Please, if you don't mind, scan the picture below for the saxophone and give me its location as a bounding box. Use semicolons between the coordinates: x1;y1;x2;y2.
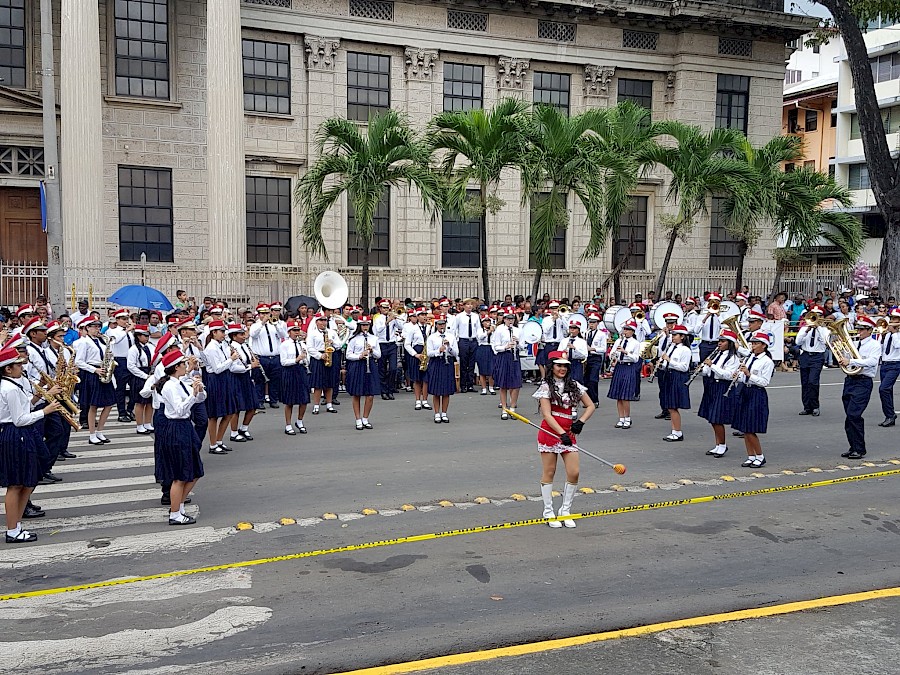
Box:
39;371;82;429
99;335;116;384
323;329;334;368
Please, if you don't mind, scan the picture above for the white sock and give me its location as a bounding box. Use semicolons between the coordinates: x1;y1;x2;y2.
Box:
285;425;292;432
136;424;145;432
169;512;186;522
146;423;154;431
619;417;625;423
356;418;362;425
230;431;239;438
179;503;185;515
90;433;99;443
672;430;682;437
625;417;631;422
362;418;369;424
756;454;764;460
97;432;107;440
296;420;304;428
240;425;248;432
7;525;21;537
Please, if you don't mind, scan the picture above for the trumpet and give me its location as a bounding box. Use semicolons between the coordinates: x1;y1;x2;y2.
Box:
875;317;889;335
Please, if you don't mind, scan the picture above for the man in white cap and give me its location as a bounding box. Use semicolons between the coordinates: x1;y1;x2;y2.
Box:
838;315;882;459
105;308;136;422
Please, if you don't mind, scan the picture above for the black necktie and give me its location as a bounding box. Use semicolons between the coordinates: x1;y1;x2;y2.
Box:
810;328;816;348
179;381;190;396
142;345;151;367
886;334;893;355
552;324;557;340
746;356;757;381
588;331;595;349
127;332;133;348
469;314;474;338
266;325;273;352
420;325;426;341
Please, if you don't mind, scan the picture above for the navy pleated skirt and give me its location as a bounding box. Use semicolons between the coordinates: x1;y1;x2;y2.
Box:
607;361;639;401
406;345;427;383
203;371;238;418
698;377;735;425
131;372;152;403
233;371;259;411
0;423;47;488
732;385;769;434
281;364;311;406
346;358;381;396
475;344;493;379
493;351;522;390
660;369;691;409
570;360;585;384
535;344;554;367
427;357;457;396
153;406;169;481
309;357;338;390
155;417;204;483
80;370;117;408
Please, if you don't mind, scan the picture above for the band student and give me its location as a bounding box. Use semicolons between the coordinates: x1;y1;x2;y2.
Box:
126;324;154;434
607;320;642;429
658;324;692;442
280;320;311;435
696;292;723;363
345;316;381;430
105;308;136;422
475;316;496;396
558;320;588;385
534;350;595;529
653;312;679;421
491;309;522;420
453;299;479;393
226;324;259;443
583;313;608;408
73;316;117;445
731;331;775;469
698;330;740;458
839;315;881;460
374;301;399;400
202;319;238;455
426;317;458;423
795;305;828;416
404;308;432;409
306;313;340;415
877;309;900;427
249;304;283;408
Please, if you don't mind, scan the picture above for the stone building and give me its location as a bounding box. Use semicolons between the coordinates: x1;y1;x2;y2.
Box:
0;0;812;305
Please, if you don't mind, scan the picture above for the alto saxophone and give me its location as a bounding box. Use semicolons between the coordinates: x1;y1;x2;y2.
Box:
323;329;334;368
419;340;429;372
99;335;116;384
39;371;82;428
33;378;81;430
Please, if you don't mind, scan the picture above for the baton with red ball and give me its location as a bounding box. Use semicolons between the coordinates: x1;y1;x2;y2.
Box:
504;409;627;475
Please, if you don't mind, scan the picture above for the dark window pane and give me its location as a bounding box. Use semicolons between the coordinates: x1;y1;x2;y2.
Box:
113;0;169;100
347;52;390;121
441;189;482;268
245;175;292;264
528;193;566;269
118;166;174;262
241;38;291;114
348;188;390;267
612;196;648;270
617;78;653;112
715;74;749;133
442;62;483;112
0;0;27;88
533;71;570;116
708;197;742;269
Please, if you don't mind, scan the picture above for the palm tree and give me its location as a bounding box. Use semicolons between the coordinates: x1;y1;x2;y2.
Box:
723;135;806;291
521;104;630;299
768;168;863;299
428;98;530;302
296;110;442;309
646;122;755;298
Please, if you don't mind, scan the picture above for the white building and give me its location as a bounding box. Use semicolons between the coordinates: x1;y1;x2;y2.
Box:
0;0;811;306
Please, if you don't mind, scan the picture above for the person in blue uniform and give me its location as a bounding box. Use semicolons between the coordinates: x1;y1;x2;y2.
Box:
475;316;495;396
607;320;642;429
838;315;883;459
73;316;117;446
202;319;238;455
731;331;775;468
426;317;459;423
345;316;382;430
491;309;522;420
226;323;259;444
698;330;740;458
280;320;311;435
658;324;692;442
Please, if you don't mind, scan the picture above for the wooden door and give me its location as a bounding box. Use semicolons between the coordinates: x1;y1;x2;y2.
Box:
0;187;45;262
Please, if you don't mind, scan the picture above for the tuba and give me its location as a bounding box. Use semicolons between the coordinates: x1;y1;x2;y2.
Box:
640;332;663;360
314;271;349;310
721;315;751;353
826;318;863;376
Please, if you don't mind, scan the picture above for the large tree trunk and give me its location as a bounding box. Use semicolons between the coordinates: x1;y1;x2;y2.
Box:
480;182;490;303
531;268;543;303
769;258;786;305
734;240;748;293
613;269;622;306
362;247;370;312
880;209;900;300
654;228;679;299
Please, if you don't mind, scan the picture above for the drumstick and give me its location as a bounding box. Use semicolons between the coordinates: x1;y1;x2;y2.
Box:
504;410;626;474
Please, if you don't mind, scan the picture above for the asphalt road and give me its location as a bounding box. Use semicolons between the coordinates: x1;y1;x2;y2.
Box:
1;366;898;674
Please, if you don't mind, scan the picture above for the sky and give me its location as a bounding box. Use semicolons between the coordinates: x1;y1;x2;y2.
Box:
784;0;832;18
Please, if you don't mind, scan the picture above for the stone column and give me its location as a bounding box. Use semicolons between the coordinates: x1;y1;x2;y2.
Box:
206;0;246;270
60;0;103;271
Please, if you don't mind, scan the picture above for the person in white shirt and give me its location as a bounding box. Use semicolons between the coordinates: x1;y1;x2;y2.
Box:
730;331;776;469
838;316;883;459
226;324;259;444
651;313;678;421
695;293;724;363
475;316;496;396
606;321;642;429
491;310;523;420
306;313;341;415
68;300;90;329
557;321;588;385
426;317;459;423
583;314;608;407
126;325;154;434
280;320;311;435
682;297;703;363
453;300;480;393
202;320;239;454
345;317;382;430
404;309;431;408
697;331;741;457
795;306;829;416
73;316;117;445
536;302;565;379
373;301;400;399
877;309;900;427
248;304;283;408
734;293;750;330
658;325;692;442
105;308;136;422
154;349;207;526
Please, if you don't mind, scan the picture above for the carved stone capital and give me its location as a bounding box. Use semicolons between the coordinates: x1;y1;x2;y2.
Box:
405;47;439;80
305;35;340;71
497;56;530;90
665;71;676;104
583;64;615;98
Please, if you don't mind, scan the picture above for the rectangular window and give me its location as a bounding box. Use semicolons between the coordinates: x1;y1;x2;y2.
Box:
831;112;837;127
804;160;816;170
828;164;835;179
848;164;871;190
612;196;647;270
617;78;652;111
787;108;799;133
533;71;570;116
447;9;487;32
784;69;802;85
708;197;742;269
715;74;749;134
850;113;861;139
805;108;818;132
0;145;44;177
441;190;481;268
347;52;390;122
622;30;658;51
242;39;290;115
870;52;900;84
246;176;292;264
118;166;173;263
529;193;565;270
537;21;576;43
348;188;390;267
0;0;26;88
443;63;483;112
862;213;886;238
349;0;394;21
785;163;795;172
113;0;170;99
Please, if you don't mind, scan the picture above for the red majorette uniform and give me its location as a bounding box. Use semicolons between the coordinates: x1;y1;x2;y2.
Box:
534;381;586;453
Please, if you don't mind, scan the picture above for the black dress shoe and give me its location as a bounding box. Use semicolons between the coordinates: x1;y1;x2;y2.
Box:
811;409;820;417
285;428;296;435
229;434;247;443
654;411;668;419
878;416;897;427
168;515;197;526
387;392;395;400
257;404;266;411
269;402;279;409
27;501;42;512
798;410;813;416
732;431;744;438
6;531;38;543
23;504;45;519
88;438;104;446
208;446;227;455
840;450;852;458
240;432;253;441
219;443;233;452
331;399;340;405
43;472;63;482
381;393;390;400
99;436;111;444
118;415;130;423
161;494;171;506
847;451;866;459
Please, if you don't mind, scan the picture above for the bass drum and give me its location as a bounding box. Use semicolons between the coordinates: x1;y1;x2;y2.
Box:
521;321;543;344
603;305;623;333
651;301;684;329
568;313;588;333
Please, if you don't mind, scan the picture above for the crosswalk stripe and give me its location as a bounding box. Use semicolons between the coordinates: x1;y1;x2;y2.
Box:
69;436;153;448
12;504;200;535
24;476;156;494
0;488;162;514
53;457;154;473
60;446;154;459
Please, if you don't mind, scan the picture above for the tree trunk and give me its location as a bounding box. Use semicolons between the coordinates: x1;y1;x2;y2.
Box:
654;228;679;299
613;269;622;307
531;268;543;303
880;208;900;300
769;258;786;305
480;182;490;303
734;240;748;293
362;247;370;312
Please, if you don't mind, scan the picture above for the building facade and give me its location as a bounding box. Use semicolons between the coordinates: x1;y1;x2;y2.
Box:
0;0;811;305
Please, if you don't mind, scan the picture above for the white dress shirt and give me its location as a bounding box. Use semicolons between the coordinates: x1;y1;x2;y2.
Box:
633;317;652;343
557;336;588;361
476;326;492;347
73;335;106;373
346;333;381;361
702;350;740;381
249;320;280;357
453;312;480;340
737;352;775;387
795;326;829;354
0;378;45;426
160;378;207;420
127;342;154;380
373;313;393;343
611;336;641;364
491;325;520;354
203;339;234;374
698;313;722;342
305;327;341;361
684;310;703;337
404;323;427;356
660;343;692;372
25;341;55;380
584;327;609;356
229;341;253;374
849;336;883;379
106;326;134;358
540;316;565;345
280;337;309;368
427;330;459;359
881;330;900;363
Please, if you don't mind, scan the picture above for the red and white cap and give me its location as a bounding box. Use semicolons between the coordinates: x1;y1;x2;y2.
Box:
663;312;679;322
622;320;637;331
314;312;327;321
22;317;47;335
256;303;270;312
210;304;224;314
287;320;303;331
358;315;372;324
439;299;450;307
0;346;26;368
16;304;34;317
434;315;448;324
735;293;748;302
568;320;582;329
226;323;245;335
379;299;391;308
166;315;181;327
502;307;516;318
113;308;130;319
671;324;690;335
856;315;877;329
586;303;599;313
708;293;722;302
807;305;824;314
749;331;771;346
161;349;186;370
748;309;766;322
548;350;570;364
176;319;196;332
718;329;739;344
548;300;560;309
890;308;900;319
45;320;64;335
416;308;429;316
629;302;643;310
207;319;226;332
587;313;601;322
489;305;500;313
133;324;150;335
684;297;697;305
152;333;177;365
78;316;100;329
3;334;26;350
269;302;283;311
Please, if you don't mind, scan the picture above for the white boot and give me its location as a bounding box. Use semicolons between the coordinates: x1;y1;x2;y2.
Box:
540;483;562;528
558;482;578;528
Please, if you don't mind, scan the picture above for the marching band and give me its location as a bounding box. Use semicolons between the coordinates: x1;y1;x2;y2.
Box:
2;277;900;542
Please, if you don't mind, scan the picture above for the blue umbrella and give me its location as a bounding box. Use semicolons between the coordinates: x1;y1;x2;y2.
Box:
108;285;174;311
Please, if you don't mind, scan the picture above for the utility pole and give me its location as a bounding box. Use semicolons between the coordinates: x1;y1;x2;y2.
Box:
40;0;64;310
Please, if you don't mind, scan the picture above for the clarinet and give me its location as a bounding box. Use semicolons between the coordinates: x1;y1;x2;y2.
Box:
723;356;749;398
686;348;722;385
